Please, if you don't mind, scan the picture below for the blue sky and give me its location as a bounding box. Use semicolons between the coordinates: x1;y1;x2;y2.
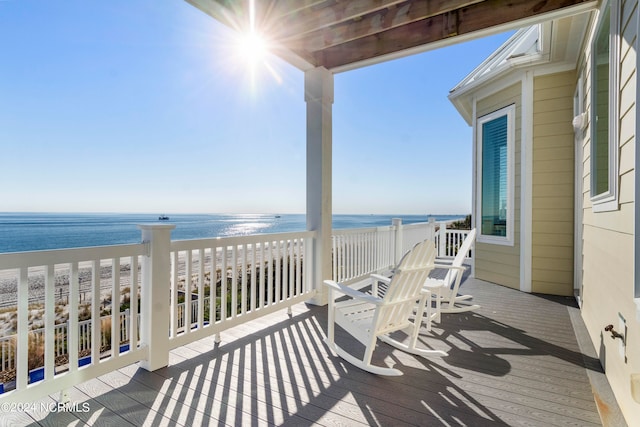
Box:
0;1;513;215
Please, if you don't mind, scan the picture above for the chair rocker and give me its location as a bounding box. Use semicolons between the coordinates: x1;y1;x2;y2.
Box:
423;228;480;324
324;239;447;376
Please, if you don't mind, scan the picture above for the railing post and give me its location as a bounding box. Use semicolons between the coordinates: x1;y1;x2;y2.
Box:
427;217;436;242
392;218;403;264
138;224;175;371
438;221;447;257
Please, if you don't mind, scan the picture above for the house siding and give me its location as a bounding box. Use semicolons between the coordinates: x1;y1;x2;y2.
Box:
579;0;639;422
475;83;521;290
531;72;575;296
452;7;639;421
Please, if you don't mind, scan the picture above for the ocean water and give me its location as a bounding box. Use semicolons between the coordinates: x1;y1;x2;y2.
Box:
0;213;465;253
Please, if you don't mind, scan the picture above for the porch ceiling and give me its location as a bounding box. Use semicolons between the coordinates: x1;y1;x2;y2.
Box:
186;0;597;72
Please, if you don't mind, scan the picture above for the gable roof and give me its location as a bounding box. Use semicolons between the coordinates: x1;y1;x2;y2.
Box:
449;12;591;124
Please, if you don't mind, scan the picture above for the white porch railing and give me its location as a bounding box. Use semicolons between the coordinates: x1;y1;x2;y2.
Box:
331;219;471;284
0;229;316;403
330;225;396;284
0;243;147;402
0;219;469;403
167;232;315;350
435;227;473;259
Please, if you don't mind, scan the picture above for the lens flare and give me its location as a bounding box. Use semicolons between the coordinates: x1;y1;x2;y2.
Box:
238;31;267;66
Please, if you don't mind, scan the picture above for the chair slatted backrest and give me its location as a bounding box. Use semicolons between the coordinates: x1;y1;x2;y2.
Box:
376;240;436;334
443;228;477;287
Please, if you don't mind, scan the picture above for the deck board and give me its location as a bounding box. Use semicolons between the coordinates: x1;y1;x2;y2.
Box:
26;275;610;426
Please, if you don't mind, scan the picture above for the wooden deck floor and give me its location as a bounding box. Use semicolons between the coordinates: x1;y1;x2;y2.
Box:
11;275;610;426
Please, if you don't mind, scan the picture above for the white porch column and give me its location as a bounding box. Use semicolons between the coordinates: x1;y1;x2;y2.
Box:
305;66;333;306
138;223;175;371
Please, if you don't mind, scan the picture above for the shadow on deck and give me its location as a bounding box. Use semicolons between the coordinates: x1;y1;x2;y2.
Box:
17;275;615;426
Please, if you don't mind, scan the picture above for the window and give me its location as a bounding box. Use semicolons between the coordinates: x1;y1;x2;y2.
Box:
590;0;619;211
477;105;515;245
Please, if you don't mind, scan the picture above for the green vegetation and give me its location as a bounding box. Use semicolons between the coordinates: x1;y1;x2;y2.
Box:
449;214;472;230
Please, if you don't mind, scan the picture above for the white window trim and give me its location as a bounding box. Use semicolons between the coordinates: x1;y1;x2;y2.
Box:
634;0;640;319
476;104;516;246
590;0;620;213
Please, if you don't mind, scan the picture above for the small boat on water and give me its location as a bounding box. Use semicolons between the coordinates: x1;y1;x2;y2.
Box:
158;215;170;221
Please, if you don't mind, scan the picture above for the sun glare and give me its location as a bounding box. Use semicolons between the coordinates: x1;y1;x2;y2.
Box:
238;31;267;66
224;0;283;91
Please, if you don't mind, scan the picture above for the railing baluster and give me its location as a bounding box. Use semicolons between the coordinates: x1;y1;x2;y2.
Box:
44;264;55;380
91;259;100;363
185;250;192;332
241;244;247;315
265;242;271;306
211;247;217;322
259;242;265;309
289;239;295;300
273;240;279;303
198;248;205;327
221;246;228;319
111;258;119;357
69;262;79;371
296;239;302;296
250;244;256;312
130;255;138;350
231;246;238;318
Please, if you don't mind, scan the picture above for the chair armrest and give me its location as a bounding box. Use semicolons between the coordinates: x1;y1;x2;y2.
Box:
369;274;391;297
432;264;467;272
323;280;383;305
370;274;390;283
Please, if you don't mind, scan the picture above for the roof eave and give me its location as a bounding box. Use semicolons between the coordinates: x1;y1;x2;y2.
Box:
448;50;547;125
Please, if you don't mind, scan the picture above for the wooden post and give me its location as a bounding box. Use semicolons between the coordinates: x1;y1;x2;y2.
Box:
138;224;175;371
392;218;403;264
305;67;334;306
438;221;447;257
427;217;436;243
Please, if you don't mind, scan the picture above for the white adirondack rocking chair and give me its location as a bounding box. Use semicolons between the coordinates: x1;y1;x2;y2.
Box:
423;228;479;325
324;239;447;376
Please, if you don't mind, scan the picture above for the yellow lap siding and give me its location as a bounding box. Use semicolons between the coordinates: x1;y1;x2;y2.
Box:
531;71;575;295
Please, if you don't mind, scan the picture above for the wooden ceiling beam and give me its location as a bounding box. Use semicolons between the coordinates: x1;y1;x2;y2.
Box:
271;0;332;18
284;0;483;51
314;0;595;70
273;0;408;38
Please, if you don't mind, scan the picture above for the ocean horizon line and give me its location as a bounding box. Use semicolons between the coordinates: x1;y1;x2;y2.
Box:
0;212;468;254
0;211;470;216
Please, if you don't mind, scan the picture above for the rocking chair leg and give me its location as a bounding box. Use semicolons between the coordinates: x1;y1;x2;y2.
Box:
410;294;428;349
327;289;336;349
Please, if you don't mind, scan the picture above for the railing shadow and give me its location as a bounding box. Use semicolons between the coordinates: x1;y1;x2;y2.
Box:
32;303;509;426
30;274;603;426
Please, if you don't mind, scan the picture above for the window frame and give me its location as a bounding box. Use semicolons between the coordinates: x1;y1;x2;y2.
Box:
476;104;516;246
590;0;620;212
